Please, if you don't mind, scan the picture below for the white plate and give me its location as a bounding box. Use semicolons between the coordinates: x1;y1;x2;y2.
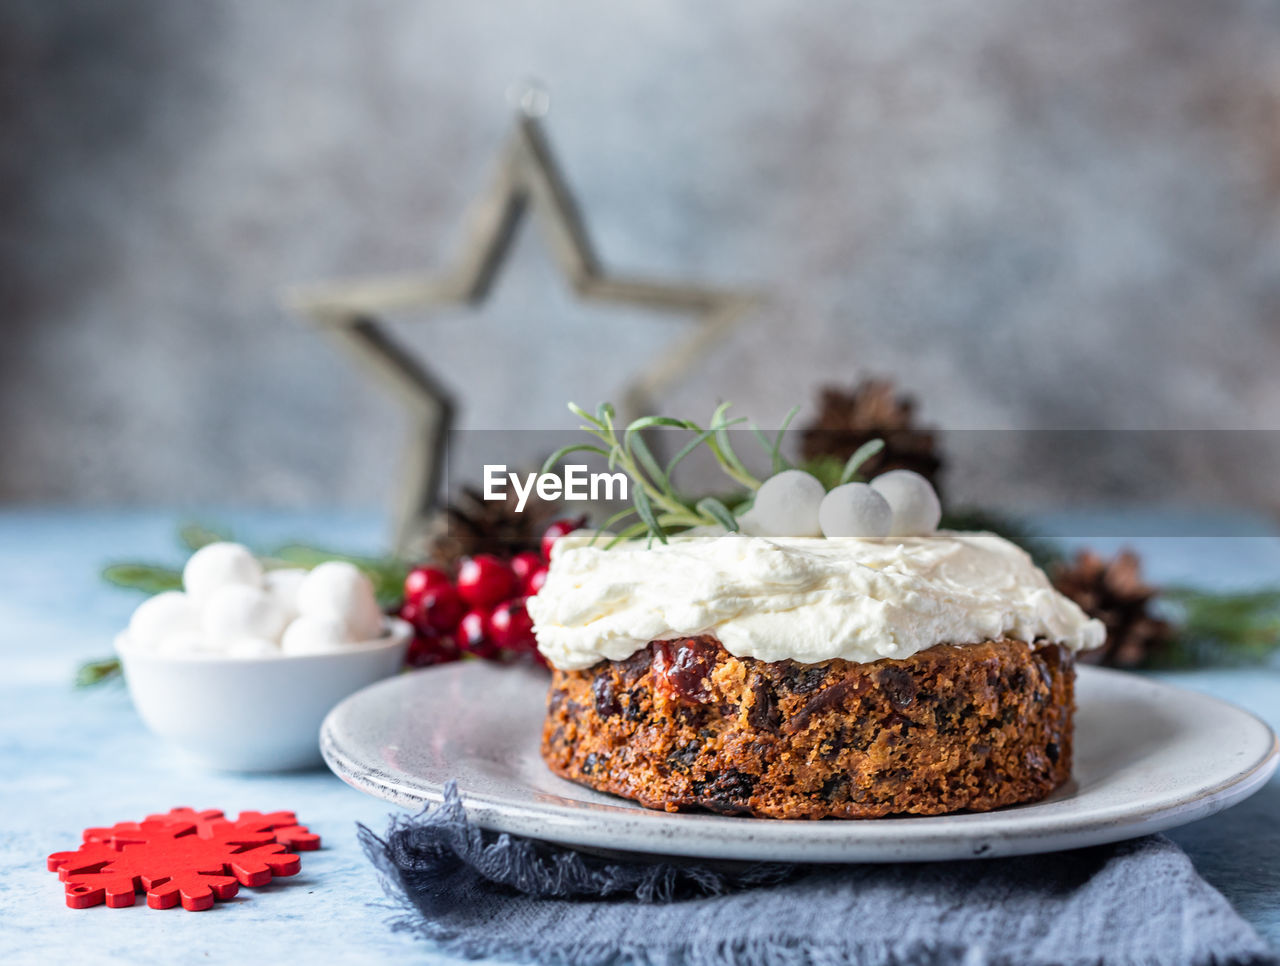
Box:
321;662;1278;862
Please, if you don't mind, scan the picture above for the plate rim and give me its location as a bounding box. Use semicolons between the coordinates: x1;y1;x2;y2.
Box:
321;663;1280;863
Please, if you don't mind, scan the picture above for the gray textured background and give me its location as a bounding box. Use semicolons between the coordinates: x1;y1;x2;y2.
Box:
3;0;1279;516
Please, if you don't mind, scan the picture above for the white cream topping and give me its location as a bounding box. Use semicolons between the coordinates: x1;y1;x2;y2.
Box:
527;532;1105;671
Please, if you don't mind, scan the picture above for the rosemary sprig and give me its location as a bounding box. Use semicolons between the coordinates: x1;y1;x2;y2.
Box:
839;440;885;485
543;401;767;546
792;443;890;496
749;405;800;476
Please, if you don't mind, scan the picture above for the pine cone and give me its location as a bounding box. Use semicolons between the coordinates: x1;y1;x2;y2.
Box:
1051;549;1174;668
418;484;559;569
799;380;943;490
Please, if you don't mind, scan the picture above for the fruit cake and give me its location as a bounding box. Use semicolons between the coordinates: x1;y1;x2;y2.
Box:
528;531;1103;820
542;636;1073;818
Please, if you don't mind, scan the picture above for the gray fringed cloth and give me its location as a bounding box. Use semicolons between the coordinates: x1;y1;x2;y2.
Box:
359;783;1276;966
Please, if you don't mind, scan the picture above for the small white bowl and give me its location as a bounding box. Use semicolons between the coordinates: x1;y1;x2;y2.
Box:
115;618;412;772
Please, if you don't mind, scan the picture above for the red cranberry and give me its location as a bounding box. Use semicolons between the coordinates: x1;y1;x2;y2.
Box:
540;516;588;562
407;630;460;667
398;601;422;625
524;566;549;596
510;551;543;584
404;566;450;605
489;597;536;652
456;555;516;609
457;608;500;659
418;584;464;633
652;638;718;703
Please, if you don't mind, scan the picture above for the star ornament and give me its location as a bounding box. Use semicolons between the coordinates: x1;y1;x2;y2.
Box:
288;98;760;555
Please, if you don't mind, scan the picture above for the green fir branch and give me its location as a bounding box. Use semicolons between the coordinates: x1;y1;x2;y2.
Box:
1155;587;1280;667
101;563;184;595
75;658;122;689
178;523;233;551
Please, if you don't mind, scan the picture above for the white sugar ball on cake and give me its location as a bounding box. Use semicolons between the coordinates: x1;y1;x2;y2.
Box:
733;510;762;536
870;470;942;537
202;584;290;644
818;483;893;538
264;568;308;621
746;470;825;537
296;561;383;641
183;542;264;605
281;615;353;654
127;591;201;647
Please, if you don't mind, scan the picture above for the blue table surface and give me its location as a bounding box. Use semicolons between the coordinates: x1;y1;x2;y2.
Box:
2;507;1279;964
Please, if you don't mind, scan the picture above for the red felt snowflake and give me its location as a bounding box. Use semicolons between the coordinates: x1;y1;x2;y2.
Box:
166;808;321;852
48;809;320;911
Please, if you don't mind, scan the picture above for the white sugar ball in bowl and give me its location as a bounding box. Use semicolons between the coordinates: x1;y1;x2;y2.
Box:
296;562;384;641
158;632;223;656
203;584;290;645
818;483;893;538
226;637;281;659
265;567;308;621
183;542;264;605
128;591;201;648
870;470;942;537
747;470;826;537
281;615;353;655
116;546;410;772
117;614;411;771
